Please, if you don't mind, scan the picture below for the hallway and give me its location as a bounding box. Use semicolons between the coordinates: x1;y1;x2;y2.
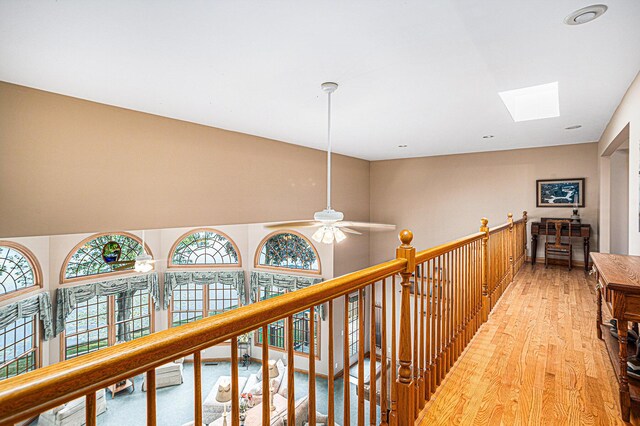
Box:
418;264;637;425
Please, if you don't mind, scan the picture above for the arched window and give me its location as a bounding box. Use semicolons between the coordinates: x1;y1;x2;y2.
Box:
255;231;320;273
169;229;241;267
61;232;151;283
0;242;42;300
0;242;42;380
168;229;242;328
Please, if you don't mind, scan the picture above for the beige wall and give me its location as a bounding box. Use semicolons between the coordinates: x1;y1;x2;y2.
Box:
370;143;600;264
598;72;640;255
610;149;630;254
0;82;370;238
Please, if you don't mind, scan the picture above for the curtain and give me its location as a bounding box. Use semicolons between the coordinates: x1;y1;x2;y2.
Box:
55;273;159;336
0;292;54;341
249;271;326;319
163;270;246;309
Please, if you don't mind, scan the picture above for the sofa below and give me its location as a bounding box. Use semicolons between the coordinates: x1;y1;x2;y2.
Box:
38;389;107;426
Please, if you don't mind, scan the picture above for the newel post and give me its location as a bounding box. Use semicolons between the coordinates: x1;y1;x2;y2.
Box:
480;218;490;322
396;230;416;425
508;213;514;284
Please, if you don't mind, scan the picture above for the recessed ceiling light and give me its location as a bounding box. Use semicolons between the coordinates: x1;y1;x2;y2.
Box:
498;82;560;122
398;144;408;148
565;125;582;130
564;5;607;25
482;135;494;139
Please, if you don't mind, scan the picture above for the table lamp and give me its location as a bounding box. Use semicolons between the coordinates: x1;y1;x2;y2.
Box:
216;379;232;426
268;360;278;412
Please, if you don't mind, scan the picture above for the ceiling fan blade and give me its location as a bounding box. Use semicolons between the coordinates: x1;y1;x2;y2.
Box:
339;221;396;231
339;227;362;235
264;221;322;229
111;261;135;271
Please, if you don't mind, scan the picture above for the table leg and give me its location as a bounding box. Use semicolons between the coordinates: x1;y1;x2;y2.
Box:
531;234;538;267
617;319;631;421
597;288;603;340
584;237;590;272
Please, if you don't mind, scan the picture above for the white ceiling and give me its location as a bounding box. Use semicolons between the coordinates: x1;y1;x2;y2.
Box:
1;1;639;161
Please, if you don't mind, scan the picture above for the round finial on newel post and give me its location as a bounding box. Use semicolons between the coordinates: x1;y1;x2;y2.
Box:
523;211;528;221
508;212;513;219
481;218;488;227
399;229;413;246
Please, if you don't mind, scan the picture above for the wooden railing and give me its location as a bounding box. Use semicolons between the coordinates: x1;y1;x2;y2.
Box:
0;212;527;426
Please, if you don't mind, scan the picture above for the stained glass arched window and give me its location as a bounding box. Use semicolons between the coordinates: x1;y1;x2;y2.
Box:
169;229;241;267
62;232;150;282
255;231;320;273
0;242;41;298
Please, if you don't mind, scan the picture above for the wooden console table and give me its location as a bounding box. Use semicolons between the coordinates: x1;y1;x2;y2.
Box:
531;220;591;271
592;253;640;421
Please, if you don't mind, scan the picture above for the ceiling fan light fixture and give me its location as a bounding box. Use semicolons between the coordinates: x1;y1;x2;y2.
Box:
135;253;154;273
312;227;325;243
322;228;335;244
334;228;347;243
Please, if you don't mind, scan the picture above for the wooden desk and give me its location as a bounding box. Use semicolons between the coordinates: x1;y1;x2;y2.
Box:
531;221;591;271
592;253;640;421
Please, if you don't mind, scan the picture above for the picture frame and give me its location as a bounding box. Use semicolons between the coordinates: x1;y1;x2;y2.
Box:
536;178;585;208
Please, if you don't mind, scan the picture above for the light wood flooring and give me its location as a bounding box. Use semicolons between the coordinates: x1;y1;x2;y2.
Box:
418;264;639;425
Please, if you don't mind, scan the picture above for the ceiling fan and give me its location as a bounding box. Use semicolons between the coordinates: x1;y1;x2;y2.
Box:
266;82;395;244
108;230;157;273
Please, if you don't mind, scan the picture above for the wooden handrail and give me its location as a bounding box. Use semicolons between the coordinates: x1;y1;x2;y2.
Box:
0;258;406;425
415;232;484;263
489;222;511;234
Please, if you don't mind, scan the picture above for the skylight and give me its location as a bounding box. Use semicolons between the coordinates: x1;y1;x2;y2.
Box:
499;82;560;122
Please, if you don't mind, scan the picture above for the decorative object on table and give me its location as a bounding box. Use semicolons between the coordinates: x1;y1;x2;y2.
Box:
268;360;279;411
536;178;585;207
571;207;581;222
239;393;254;426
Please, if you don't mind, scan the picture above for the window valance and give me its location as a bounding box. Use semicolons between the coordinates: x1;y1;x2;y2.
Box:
0;292;54;341
55;273;159;336
249;271;325;319
163;270;246;309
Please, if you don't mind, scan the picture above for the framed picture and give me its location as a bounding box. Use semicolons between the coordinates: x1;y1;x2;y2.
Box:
536;178;585;207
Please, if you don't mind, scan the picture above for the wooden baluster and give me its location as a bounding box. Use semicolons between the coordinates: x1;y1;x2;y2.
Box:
85;392;96;426
230;344;239;426
381;278;389;426
480;218;489;323
447;251;453;372
396;230;416;426
328;300;335;426
146;369;156;426
418;262;425;408
358;288;365;426
287;316;296;426
436;255;442;387
431;258;437;393
424;259;431;399
454;248;460;360
309;306;317;426
343;295;351;426
195;351;203;426
390;276;397;426
370;284;377;425
508;213;514;285
262;326;270;423
411;262;421;415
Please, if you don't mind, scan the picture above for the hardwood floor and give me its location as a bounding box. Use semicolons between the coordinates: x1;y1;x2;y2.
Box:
418;264;638;425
